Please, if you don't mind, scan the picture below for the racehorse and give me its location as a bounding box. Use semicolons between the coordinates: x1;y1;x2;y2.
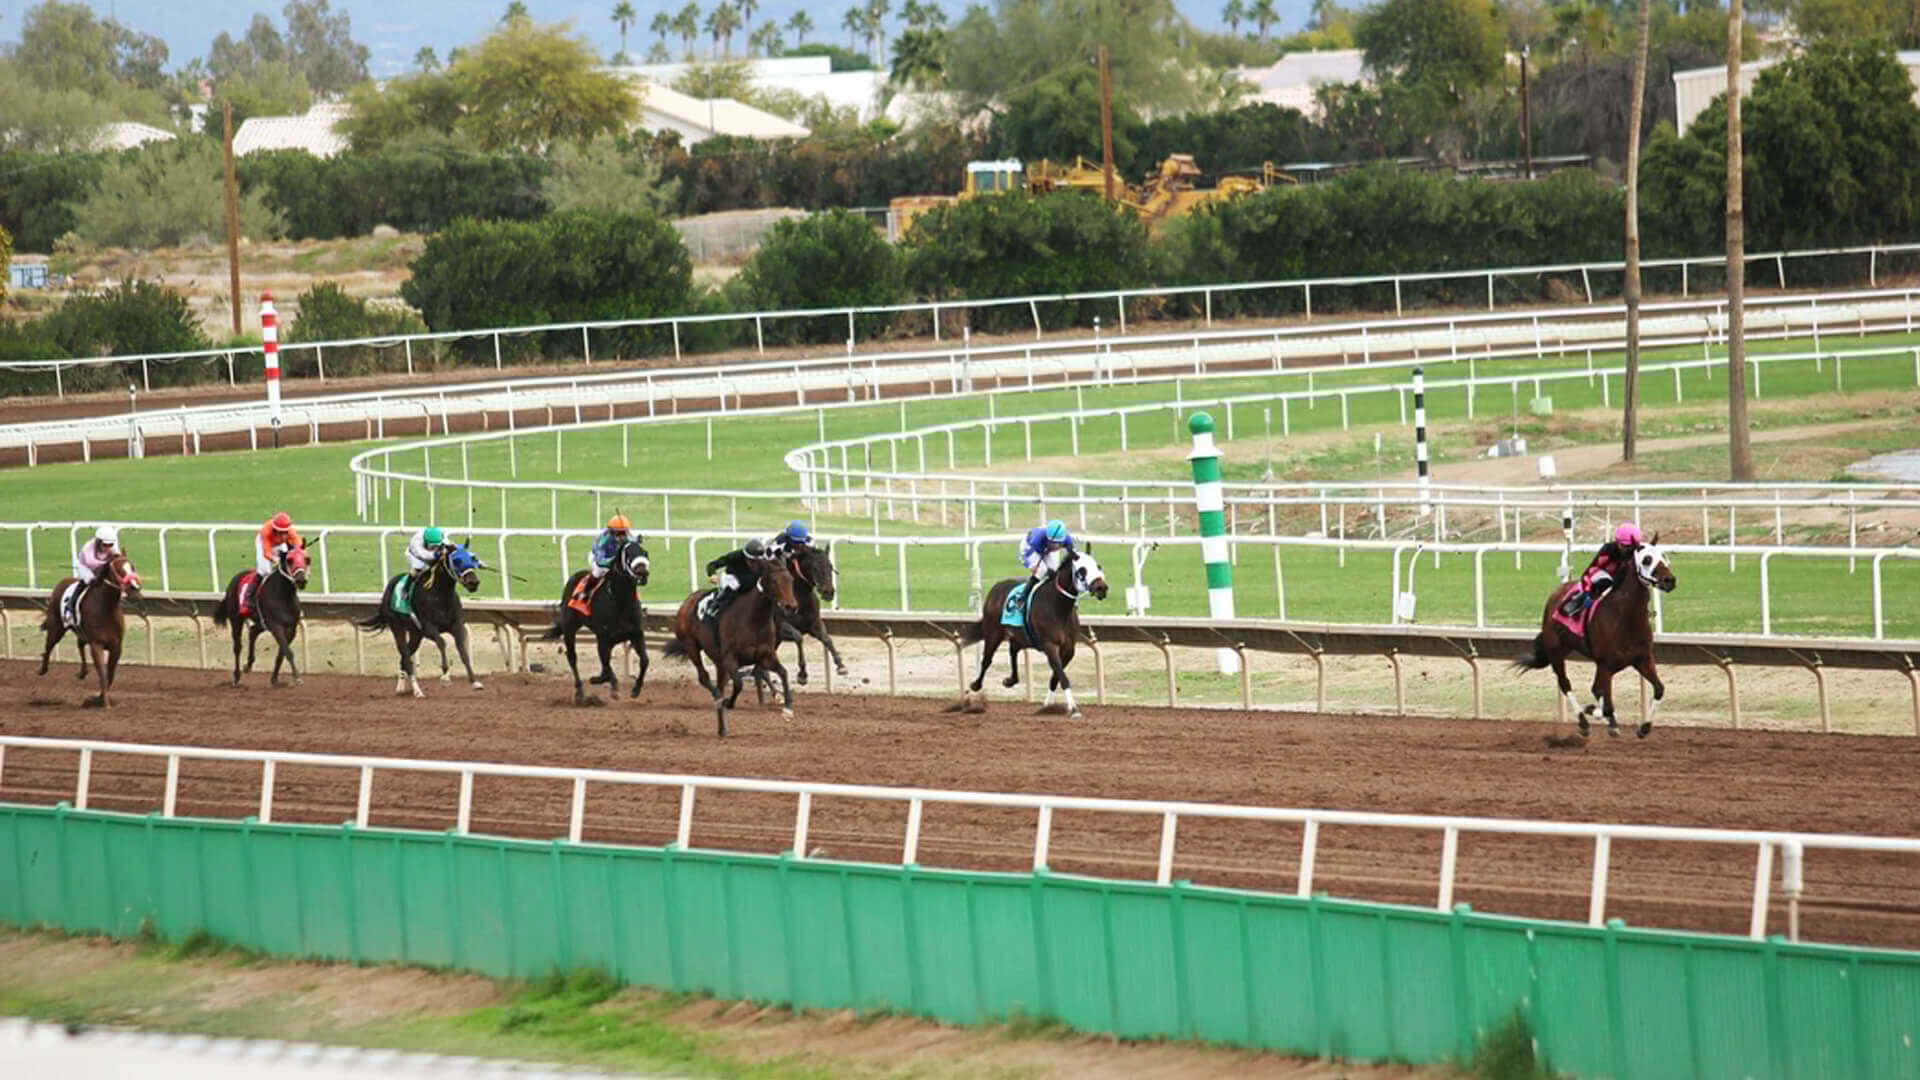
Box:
961;548;1109;720
539;538;652;704
355;541;486;697
661;559;801;736
749;543;845;700
38;551;143;707
1512;534;1677;738
213;542;310;687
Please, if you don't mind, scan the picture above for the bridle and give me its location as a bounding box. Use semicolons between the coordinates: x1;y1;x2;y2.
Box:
102;553;141;595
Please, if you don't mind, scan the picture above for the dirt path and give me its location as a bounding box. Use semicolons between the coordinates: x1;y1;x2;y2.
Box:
1432;417;1904;487
4;658;1919;950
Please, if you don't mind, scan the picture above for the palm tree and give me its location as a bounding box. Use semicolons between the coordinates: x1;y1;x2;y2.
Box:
650;10;671;45
1222;0;1244;37
749;21;784;55
922;2;946;28
1248;0;1277;44
502;0;529;24
1310;0;1334;31
674;3;701;58
612;2;638;58
706;1;740;56
901;0;926;27
843;6;867;52
1621;0;1650;461
890;27;944;88
1725;0;1754;480
864;0;891;64
738;0;759;49
647;40;672;62
787;9;813;44
413;45;439;71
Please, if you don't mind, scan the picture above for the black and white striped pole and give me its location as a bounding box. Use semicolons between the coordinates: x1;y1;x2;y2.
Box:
1412;367;1430;516
1559;501;1575;583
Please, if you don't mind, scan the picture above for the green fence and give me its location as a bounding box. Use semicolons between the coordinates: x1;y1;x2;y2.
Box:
3;802;1917;1079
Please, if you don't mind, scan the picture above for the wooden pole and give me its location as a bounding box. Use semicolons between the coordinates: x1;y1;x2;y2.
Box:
1726;0;1754;481
1622;0;1650;462
1098;45;1116;202
1519;46;1532;180
222;101;242;338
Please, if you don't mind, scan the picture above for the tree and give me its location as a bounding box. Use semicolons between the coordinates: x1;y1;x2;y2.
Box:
0;60;118;152
989;64;1144;164
749;22;787;56
1248;0;1279;44
865;0;893;64
0;224;10;307
71;138;284;248
208;13;290;85
281;0;370;96
1223;0;1246;35
15;1;171;96
1355;0;1507;96
1786;0;1920;48
503;2;530;24
1622;0;1651;462
674;4;703;57
731;209;902;342
706;2;741;55
613;1;638;58
449;19;638;151
650;11;672;46
788;9;815;42
204;59;314;132
944;0;1215;117
542;138;681;215
336;69;462;150
891;28;947;88
414;46;439;71
1725;0;1753;481
843;6;869;51
739;0;760;47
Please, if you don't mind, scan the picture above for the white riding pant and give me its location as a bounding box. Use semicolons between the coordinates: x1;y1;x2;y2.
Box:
256;541;286;578
72;562;98;585
1025;548;1065;576
589;561;611;580
716;571;741;592
407;552;433;573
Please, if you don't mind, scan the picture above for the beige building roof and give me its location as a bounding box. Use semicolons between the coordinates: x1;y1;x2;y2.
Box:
89;121;178;151
232;103;352;158
633;81;810;141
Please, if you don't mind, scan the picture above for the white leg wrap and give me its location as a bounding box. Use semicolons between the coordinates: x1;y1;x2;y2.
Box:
1042;687;1056;708
1563;691;1581;716
395;674;407;695
1065;689;1079;715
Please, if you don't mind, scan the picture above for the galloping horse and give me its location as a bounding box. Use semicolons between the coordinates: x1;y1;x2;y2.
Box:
962;548;1109;719
356;542;486;697
750;543;844;700
38;551;143;707
213;542;310;687
539;537;652;704
1513;534;1677;738
661;559;801;736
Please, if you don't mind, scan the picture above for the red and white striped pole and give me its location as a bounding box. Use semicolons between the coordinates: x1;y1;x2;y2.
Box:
260;290;282;446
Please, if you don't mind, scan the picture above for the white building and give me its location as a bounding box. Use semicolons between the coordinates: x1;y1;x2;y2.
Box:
88;121;178;151
231;102;352;158
609;55;886;127
1672;50;1920;136
630;81;811;142
1232;49;1370;119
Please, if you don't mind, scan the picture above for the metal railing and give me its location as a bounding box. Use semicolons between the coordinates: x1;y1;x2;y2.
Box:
6;239;1919;395
4;733;1915;941
13;282;1920;462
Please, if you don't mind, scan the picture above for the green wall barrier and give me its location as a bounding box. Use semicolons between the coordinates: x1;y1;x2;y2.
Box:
3;803;1917;1079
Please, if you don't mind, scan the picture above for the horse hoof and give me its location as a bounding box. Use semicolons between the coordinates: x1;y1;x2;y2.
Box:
1001;677;1018;689
1607;723;1620;737
835;666;849;677
1036;703;1069;716
293;677;303;687
439;673;452;685
1069;709;1085;721
1637;723;1653;739
781;708;794;722
796;671;809;685
471;681;485;691
1576;718;1590;737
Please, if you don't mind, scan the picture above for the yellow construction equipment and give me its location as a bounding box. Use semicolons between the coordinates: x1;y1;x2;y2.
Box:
889;154;1293;241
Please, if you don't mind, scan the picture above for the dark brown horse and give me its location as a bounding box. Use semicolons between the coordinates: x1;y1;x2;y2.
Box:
961;548;1109;719
661;558;800;736
749;543;844;701
1513;535;1677;738
38;551;143;707
538;537;651;704
213;543;310;687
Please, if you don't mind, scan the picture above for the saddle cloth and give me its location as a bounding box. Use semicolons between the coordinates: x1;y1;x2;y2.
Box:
59;582;85;631
235;571;260;618
1000;582;1031;628
1550;579;1610;638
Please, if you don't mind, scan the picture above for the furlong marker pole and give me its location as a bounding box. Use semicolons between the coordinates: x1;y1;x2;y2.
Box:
1413;366;1430;516
261;291;282;448
1187;411;1239;675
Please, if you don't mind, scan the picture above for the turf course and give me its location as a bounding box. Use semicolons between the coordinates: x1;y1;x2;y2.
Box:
4;331;1919;639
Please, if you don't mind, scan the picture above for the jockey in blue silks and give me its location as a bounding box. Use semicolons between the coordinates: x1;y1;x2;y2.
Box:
1019;519;1076;598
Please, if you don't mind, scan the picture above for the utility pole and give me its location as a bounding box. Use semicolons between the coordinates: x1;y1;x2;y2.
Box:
222;101;242;338
1519;45;1533;180
1622;0;1651;462
1098;45;1116;202
1725;0;1754;481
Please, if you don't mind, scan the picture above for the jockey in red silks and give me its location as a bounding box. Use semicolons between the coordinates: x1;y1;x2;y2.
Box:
256;511;304;577
1561;521;1644;618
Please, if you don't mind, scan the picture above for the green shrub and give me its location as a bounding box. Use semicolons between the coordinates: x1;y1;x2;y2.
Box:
729;208;901;343
400;210;692;361
0;223;10;307
900;190;1155;333
284;282;429;377
239;139;551;241
72;140;284;249
0;277;212;394
0;151;104;253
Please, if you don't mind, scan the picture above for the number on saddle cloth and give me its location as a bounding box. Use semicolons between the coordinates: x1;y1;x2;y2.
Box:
1000;582;1031;628
61;582;86;630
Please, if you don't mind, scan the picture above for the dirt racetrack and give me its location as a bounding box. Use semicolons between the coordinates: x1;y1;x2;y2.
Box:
3;656;1919;951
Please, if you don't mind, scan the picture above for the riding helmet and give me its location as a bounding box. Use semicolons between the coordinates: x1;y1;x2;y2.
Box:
1045;519;1068;542
785;520;810;543
745;539;767;558
424;526;444;546
270;511;292;531
607;513;632;532
94;525;119;546
1614;522;1644;546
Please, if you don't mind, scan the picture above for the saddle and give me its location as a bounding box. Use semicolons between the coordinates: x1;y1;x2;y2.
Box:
235;571;261;619
59;581;87;633
1551;573;1611;638
1000;581;1043;648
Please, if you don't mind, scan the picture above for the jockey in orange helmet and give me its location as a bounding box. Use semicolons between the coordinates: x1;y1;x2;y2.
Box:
568;513;633;614
256;512;303;578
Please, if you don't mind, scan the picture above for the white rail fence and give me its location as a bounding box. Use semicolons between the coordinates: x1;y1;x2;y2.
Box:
6;240;1918;393
10;283;1920;462
4;734;1914;942
6;521;1920;641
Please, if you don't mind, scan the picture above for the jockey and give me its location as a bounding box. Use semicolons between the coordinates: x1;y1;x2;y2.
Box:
256;512;303;577
1019;519;1076;594
568;513;633;614
398;525;449;612
763;520;813;561
72;525;120;585
1562;521;1644;617
703;538;769;623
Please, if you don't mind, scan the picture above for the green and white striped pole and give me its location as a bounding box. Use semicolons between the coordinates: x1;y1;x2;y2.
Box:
1187;411;1239;675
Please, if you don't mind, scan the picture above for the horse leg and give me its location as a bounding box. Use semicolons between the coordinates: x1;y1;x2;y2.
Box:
277;621;301;687
626;630;649;699
780;620;808;685
1592;665;1620;737
245;624;263;674
1036;645;1074;717
75;635;89;680
763;654;795;721
563;628;587;704
1631;654;1665;739
435;632;453;685
37;622;64;676
968;626;1001;694
391;626;423;697
712;657;735;737
451;622;483;690
593;635;617;693
228;620;245;685
1002;642;1022;689
1549;653;1592;735
87;641;110;707
815;619;850;678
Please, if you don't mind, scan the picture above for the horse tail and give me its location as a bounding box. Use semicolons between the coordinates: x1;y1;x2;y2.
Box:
661;637;689;661
354;608;389;632
960;618;984;646
538;604;568;641
1510;633;1552;673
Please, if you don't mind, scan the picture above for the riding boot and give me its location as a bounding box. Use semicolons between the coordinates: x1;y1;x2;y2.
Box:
1559;591;1584;618
703;586;731;628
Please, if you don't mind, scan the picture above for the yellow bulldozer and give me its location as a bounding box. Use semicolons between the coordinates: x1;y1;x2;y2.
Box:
887;154;1293;241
